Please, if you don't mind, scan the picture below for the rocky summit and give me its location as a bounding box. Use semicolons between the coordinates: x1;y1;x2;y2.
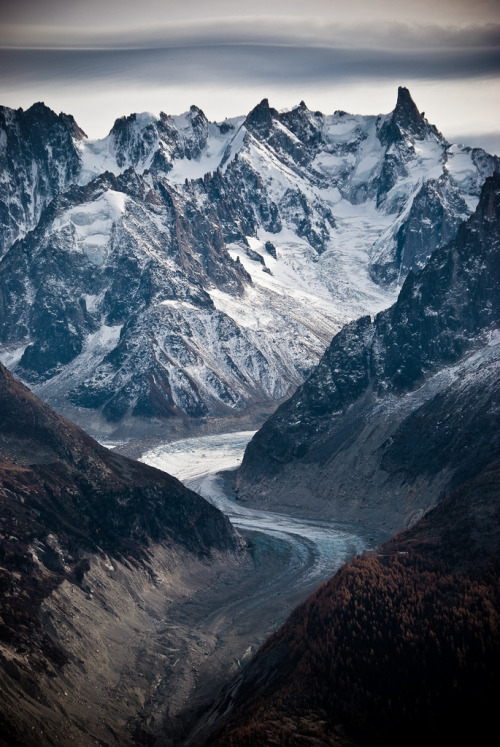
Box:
0;89;498;437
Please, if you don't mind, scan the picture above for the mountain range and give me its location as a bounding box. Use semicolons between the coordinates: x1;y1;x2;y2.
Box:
236;173;500;535
0;87;499;746
1;88;498;438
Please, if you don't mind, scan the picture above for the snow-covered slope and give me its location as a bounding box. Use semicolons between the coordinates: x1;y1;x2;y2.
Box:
76;88;498;284
236;174;500;533
0;88;498;436
0;102;85;256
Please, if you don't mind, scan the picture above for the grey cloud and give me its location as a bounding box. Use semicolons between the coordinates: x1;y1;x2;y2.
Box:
0;40;498;96
2;18;499;53
2;0;498;30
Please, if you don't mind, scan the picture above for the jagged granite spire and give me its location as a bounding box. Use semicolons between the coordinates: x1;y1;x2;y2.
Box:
244;98;278;137
393;86;425;133
379;86;437;145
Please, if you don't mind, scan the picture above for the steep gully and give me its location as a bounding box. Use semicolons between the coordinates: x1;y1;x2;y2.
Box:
135;431;374;742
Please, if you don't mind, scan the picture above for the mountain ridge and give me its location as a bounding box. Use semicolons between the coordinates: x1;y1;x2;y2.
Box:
1;88;498;437
235;172;500;533
207;460;500;747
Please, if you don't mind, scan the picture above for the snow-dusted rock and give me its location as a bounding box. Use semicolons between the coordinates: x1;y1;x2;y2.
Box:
236;174;500;532
0;88;498;432
0;102;84;256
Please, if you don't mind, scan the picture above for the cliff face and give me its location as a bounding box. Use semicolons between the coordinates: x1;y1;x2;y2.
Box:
236;174;500;533
0;362;240;744
0;102;84;256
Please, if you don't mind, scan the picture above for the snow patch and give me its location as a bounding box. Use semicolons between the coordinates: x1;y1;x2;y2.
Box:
159;299;198;311
0;344;29;370
53;191;128;265
488;328;500;346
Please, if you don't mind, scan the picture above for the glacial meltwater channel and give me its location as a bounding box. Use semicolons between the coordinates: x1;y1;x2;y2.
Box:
140;430;368;597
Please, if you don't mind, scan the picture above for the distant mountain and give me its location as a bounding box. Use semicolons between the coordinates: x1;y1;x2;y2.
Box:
0;361;238;744
208;459;500;747
0;103;85;255
236;173;500;534
1;89;498;435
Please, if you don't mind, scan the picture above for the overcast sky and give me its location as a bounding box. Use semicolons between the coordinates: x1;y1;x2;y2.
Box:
1;0;499;152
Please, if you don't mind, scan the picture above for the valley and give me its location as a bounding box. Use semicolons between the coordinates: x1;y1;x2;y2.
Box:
135;431;371;744
0;87;498;746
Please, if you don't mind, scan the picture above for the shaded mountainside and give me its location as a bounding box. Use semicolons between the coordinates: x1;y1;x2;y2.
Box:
207;460;500;747
0;362;239;745
236;173;500;533
0;361;236;558
0;103;85;256
1;89;498;435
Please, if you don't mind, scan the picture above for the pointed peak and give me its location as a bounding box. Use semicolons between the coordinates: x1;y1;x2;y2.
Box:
186;104;208;128
394;86;422;126
249;98;274;118
109;111;158;138
26;101;52;114
244;98;278;136
109;111;137;135
396;86;416;108
188;104;206;117
23;101;59;126
379;86;430;145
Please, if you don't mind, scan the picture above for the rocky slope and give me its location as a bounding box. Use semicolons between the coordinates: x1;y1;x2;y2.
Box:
0;103;85;257
236;173;500;534
0;361;240;745
207;459;500;747
0;89;498;436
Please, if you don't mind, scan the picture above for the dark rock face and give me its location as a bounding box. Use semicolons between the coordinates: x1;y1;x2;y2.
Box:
279;101;323;150
0;102;84;255
378;86;433;147
237;174;500;531
0;361;239;744
244;98;279;138
109;105;210;174
0;360;237;654
279;187;335;253
372;176;470;282
0;360;237;552
210;461;500;747
0;169;247;390
264;240;277;259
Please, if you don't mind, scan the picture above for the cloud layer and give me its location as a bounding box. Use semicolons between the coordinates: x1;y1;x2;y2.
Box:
1;23;499;89
0;2;498;149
